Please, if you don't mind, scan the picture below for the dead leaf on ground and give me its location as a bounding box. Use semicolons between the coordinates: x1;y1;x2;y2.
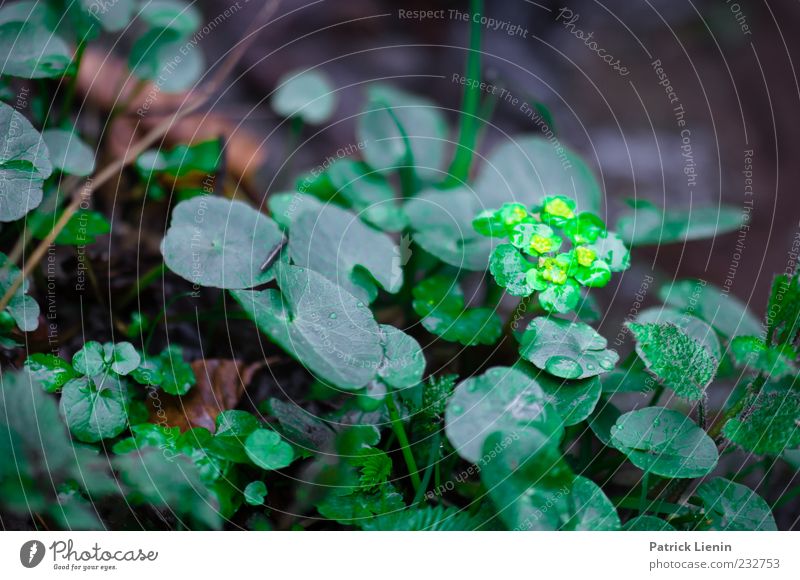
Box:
149;359;261;432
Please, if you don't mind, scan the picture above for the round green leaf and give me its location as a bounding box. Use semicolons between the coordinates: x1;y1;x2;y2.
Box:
377;324;424;389
475;136;602;214
617;202;743;246
588;400;621;446
244;480;268;506
489;244;536;296
445;366;564;463
244;429;295;471
287;203;402;303
129;27;204;93
586;231;630;272
161;196;284;289
273;69;336;125
42;129;95;176
518;317;618;380
0;101;51;222
610;407;718;478
536;372;602;426
0;252;40;332
60;374;129;443
105;342;140;376
693;478;776;531
231;263;383;390
623;515;677;531
72;341;106;376
537;280;581;314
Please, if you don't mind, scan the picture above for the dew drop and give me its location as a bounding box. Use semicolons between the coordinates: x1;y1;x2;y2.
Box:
599;359;614;370
451;405;464;415
545;356;582;379
329;312;338;320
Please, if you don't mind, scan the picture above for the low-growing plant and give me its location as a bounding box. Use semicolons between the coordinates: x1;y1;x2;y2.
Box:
0;0;796;533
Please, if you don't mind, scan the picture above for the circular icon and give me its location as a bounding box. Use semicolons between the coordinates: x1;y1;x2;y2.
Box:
20;540;46;568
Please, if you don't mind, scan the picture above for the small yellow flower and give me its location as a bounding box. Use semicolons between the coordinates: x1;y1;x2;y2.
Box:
575;246;597;267
544;197;575;220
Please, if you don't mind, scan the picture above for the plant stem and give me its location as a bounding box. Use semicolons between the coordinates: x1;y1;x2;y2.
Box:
698;397;707;430
638;471;650;514
59;39;86;125
412;432;441;505
119;262;165;308
445;0;484;186
647;383;664;407
385;393;421;493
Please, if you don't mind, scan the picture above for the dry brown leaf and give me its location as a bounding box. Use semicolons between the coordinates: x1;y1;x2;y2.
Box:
149;359;261;432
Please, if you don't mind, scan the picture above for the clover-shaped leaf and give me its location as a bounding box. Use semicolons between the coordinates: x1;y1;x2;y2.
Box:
722;388;800;455
231;263;383;390
445;366;564;463
42;129;95;176
0;102;52;222
272;68;336;125
692;478;776;531
287;203;402;303
729;336;797;380
412;276;502;346
60;373;129;443
377;324;424;390
610;407;718;479
518;317;618;380
72;341;141;377
628;322;718;401
244;481;268;506
162;196;284;289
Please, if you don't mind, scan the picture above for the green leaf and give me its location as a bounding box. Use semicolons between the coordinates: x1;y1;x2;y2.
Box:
766;272;800;345
41;129;95;176
155;345;195;395
722;388;800;455
161;196;284;289
139;0;201;36
405;187;496;271
600;359;659;394
617;202;742;246
659;279;762;338
537;279;582;313
361;505;481;531
481;430;574;530
585;231;630;272
207;410;260;463
589;400;621;446
30;209;110;245
623;515;677;531
0;21;73;79
243;481;268;506
24;353;79;393
0;252;40;332
137;139;221;177
105;342;140;376
316;483;405;525
489;244;536;296
536;372;602;426
518;317;618;380
412;276;502;346
244;429;295;470
474;136;602;214
286;203;402;303
357;84;448;181
72;341;107;375
377;324;424;389
628;322;718;400
692;477;776;531
729;336;797;380
566;476;621;531
351;447;392;489
60;374;129;443
0;101;51;221
445;366;564;463
129;27;203;93
265;398;335;451
610;407;718;478
272;68;336;124
636;307;722;360
231;263;383;390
